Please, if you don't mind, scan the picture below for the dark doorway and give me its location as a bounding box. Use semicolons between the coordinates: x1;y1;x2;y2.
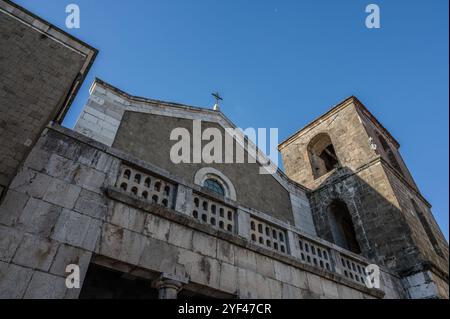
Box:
328;200;361;254
79;264;158;299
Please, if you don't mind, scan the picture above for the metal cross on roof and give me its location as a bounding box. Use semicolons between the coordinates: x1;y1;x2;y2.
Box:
212;92;223;105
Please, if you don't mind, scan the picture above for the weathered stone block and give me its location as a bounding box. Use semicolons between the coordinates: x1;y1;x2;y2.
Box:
256;254;275;278
74;189;107;220
107;201;146;233
174;184;193;216
44;153;79;182
144;213;171;241
0;189;29;226
12;234;58;271
24;271;67;299
0;225;23;262
23;147;52;172
0;261;33;299
306;273;324;296
10;168;52;199
192;231;216;258
73;165;106;194
49;244;92;280
234;246;257;272
236;209;251;239
218;262;238;294
138;236;178;272
322;279;339;299
216;240;235;265
266;277;282;298
337;284;360;299
18;198;61;237
51;209;101;251
290;268;308;289
282;283;303;299
43;179;82;209
193;255;220;289
273;260;293;283
168;222;193;250
237;269;264;299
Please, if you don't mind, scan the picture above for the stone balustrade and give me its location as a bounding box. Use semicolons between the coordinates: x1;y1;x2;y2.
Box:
339;254;369;285
297;234;333;272
250;216;288;254
115;164;175;209
191;193;236;234
114;162;372;288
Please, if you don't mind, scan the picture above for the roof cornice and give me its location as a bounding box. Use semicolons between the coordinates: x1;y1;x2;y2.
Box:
90;78;311;193
278;96;400;151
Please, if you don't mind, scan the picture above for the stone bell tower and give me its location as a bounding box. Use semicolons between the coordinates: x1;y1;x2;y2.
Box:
279;96;449;299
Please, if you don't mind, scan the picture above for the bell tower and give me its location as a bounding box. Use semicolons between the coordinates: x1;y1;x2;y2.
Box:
279;96;449;298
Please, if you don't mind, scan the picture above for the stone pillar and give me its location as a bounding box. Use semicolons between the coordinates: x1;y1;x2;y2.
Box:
330;249;344;275
155;278;184;299
236;208;251;240
287;230;301;258
154;272;189;299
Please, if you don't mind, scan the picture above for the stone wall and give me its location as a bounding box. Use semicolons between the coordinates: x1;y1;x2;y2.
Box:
0;0;96;194
355;105;418;191
279;100;376;189
308;162;423;272
0;124;405;299
113;111;295;225
384;165;448;268
74;79;317;234
279;97;449;298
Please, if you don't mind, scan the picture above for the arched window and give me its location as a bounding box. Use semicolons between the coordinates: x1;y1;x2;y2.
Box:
410;199;444;258
308;133;340;179
328;200;361;254
204;179;225;196
376;133;404;176
194;167;237;200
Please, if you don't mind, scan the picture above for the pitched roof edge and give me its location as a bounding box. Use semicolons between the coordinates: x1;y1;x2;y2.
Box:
91;78;311;194
278;96;400;151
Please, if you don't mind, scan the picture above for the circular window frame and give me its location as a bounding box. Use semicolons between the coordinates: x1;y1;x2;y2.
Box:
194;167;237;201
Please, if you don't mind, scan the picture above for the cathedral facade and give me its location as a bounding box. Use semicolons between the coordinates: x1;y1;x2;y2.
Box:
0;0;448;299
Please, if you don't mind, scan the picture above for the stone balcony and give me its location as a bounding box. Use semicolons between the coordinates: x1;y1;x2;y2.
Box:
0;123;407;299
110;162;379;291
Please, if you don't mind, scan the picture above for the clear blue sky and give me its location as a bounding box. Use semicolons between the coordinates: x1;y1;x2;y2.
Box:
16;0;448;239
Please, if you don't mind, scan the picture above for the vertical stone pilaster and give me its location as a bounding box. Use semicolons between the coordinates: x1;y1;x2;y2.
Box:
286;230;300;258
174;184;193;216
330;249;344;275
236;208;251;240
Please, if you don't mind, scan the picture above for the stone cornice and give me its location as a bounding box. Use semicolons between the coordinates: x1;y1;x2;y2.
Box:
278;96;400;151
89;78;311;194
105;186;386;299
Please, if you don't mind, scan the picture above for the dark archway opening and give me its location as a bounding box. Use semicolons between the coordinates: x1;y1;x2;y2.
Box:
79;264;158;299
376;132;404;176
328;200;361;254
308;133;340;179
410;199;444;258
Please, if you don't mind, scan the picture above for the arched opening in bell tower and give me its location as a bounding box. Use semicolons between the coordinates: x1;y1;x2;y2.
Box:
308;133;340;179
328;200;361;254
